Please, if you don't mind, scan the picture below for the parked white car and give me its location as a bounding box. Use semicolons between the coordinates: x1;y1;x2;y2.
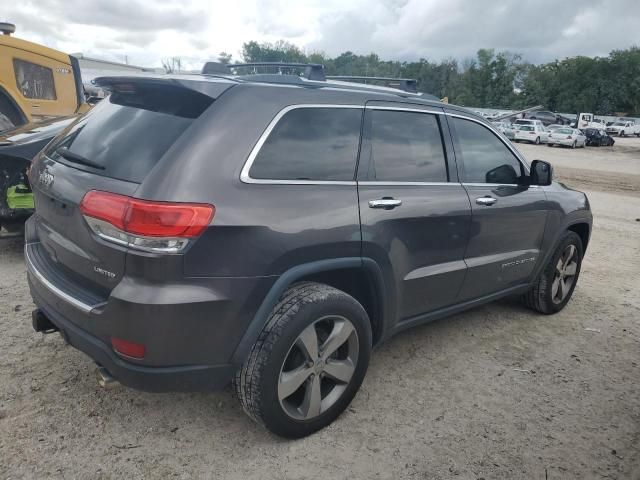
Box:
547;127;586;148
513;119;545;129
605;121;640;137
513;124;549;144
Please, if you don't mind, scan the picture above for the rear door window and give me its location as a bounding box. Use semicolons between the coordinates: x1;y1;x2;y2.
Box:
360;109;448;182
46;84;213;183
248;107;362;181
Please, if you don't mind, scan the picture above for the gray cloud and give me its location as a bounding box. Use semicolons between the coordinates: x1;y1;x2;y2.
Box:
17;0;207;33
310;0;640;63
3;0;640;69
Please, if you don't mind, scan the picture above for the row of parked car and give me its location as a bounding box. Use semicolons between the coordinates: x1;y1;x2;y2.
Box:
493;119;617;148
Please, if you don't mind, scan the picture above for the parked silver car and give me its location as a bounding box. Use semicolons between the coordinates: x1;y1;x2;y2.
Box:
492;121;516;139
547;127;586;148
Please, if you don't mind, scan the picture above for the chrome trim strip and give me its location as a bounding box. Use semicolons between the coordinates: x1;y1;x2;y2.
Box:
462;183;541;188
365;105;443;115
358;181;455;186
25;244;96;314
240;104;364;185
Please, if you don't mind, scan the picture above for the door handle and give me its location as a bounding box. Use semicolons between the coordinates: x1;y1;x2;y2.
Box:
475;196;497;206
369;198;402;209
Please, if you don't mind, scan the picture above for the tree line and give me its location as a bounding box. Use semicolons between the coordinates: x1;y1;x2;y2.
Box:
218;41;640;115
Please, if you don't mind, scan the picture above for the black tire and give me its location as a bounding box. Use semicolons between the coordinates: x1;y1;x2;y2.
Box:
571;141;577;149
620;131;625;137
535;136;541;145
234;282;372;438
547;143;553;147
522;231;583;314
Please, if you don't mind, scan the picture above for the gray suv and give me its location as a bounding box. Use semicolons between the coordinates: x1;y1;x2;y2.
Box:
26;65;592;438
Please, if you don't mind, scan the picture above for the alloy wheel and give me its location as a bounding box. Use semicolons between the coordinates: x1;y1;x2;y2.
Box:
278;315;359;420
551;244;578;304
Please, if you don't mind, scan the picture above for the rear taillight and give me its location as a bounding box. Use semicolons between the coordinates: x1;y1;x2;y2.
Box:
80;190;214;253
111;337;145;359
529;131;535;134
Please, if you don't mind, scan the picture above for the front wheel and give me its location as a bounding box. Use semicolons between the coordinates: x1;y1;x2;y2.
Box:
572;141;577;149
234;282;372;438
523;231;583;314
620;131;625;137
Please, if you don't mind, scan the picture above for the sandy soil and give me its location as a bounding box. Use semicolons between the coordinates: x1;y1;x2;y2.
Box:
1;138;639;479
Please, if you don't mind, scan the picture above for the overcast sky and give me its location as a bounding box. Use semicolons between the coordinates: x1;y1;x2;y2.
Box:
4;0;640;70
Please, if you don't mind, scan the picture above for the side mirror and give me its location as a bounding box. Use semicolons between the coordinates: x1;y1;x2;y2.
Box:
530;159;553;186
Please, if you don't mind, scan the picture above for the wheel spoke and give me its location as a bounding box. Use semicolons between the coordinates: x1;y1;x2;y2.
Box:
321;320;355;359
563;245;576;269
557;276;566;300
561;277;571;300
564;261;577;276
323;359;355;384
552;276;560;301
556;258;564;274
278;366;313;400
300;374;322;419
296;323;319;361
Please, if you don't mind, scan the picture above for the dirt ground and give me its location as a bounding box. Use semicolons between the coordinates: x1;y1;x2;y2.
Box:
1;137;639;479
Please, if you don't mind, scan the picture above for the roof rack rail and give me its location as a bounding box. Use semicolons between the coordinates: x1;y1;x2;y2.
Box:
326;76;418;94
227;62;326;81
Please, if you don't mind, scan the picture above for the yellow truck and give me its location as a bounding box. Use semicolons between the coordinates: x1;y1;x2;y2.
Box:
0;22;89;131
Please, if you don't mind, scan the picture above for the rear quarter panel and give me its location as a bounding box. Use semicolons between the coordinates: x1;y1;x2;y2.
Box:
138;84;367;277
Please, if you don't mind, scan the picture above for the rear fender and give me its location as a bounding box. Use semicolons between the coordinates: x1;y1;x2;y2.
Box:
230;257;390;365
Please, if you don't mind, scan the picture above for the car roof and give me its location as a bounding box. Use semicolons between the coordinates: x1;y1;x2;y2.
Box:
93;71;499;128
94;71;443;105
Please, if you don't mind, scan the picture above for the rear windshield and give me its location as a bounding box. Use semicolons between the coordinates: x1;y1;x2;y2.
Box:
519;126;534;131
557;128;573;134
46;84;213;183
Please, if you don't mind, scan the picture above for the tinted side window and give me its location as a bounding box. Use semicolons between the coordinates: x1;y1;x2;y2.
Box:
452;117;524;184
13;59;57;100
249;108;362;181
363;109;447;182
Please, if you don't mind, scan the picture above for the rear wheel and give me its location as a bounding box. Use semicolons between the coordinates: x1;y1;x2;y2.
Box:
234;282;372;438
572;141;577;149
547;143;553;147
523;231;583;314
535;136;541;145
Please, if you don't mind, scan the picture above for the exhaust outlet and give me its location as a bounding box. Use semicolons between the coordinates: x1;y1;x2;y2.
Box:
96;366;120;389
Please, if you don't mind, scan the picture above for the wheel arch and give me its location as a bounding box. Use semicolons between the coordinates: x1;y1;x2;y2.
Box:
231;257;389;365
567;222;590;255
0;85;28;128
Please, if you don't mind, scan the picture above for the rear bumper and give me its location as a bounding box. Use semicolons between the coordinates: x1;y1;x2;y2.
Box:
31;296;235;392
25;233;277;392
548;138;574;146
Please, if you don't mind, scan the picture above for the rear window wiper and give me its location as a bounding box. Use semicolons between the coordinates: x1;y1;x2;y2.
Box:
56;147;105;170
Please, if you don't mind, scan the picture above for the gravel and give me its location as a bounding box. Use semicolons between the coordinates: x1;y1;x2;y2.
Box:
1;138;639;479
